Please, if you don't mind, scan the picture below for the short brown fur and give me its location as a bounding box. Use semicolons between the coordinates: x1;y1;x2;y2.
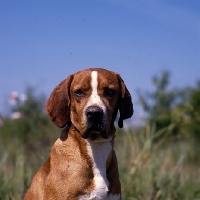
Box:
24;68;133;199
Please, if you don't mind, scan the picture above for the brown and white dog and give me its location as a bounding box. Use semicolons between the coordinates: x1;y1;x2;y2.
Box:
24;68;133;200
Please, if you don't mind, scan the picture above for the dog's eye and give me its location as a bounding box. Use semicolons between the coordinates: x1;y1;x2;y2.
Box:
105;88;116;97
74;89;85;97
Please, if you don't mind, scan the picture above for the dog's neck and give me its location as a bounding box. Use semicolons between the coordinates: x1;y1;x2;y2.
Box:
80;132;112;199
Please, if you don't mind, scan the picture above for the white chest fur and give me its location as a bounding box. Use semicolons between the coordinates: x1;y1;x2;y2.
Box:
78;140;120;200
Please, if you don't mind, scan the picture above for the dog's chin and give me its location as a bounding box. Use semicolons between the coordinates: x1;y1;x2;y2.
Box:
82;126;109;141
89;132;100;141
89;131;109;141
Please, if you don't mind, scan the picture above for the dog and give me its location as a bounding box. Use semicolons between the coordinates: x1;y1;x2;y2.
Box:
24;68;133;200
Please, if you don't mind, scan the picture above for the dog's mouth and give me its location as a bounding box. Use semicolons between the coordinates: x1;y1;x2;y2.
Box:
82;124;109;141
82;106;109;140
89;132;100;141
89;131;109;141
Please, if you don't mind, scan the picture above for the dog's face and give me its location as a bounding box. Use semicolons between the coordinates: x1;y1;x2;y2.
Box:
46;68;133;140
70;69;121;140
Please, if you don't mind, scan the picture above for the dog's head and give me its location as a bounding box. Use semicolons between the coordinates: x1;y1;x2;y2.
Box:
46;68;133;140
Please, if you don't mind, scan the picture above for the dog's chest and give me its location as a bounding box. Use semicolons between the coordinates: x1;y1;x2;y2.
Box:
79;141;113;200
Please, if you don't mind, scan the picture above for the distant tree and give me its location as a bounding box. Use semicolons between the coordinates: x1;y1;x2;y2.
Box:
138;71;182;139
0;86;59;165
1;86;50;142
0;86;59;196
16;86;45;118
185;82;200;138
7;86;46;121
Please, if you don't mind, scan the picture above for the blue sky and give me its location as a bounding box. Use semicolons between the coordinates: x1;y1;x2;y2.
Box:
0;0;199;120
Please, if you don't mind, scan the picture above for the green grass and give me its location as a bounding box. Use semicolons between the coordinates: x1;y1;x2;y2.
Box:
115;125;200;200
0;119;200;199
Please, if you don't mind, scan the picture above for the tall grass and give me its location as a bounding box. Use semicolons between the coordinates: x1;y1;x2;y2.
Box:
115;124;200;200
0;119;200;199
0;118;59;199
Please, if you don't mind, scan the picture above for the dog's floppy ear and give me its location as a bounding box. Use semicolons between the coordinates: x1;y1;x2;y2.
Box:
45;75;74;128
117;75;134;128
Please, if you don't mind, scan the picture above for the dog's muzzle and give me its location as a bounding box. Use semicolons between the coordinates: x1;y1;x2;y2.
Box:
86;106;103;124
84;106;108;139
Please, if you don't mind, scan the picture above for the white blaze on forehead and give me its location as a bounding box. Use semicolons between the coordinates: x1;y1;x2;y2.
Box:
91;71;98;96
85;71;106;113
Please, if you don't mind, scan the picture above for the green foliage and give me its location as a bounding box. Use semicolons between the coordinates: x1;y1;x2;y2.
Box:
0;87;59;199
138;71;178;133
186;82;200;137
115;126;200;200
138;71;200;140
139;71;174;116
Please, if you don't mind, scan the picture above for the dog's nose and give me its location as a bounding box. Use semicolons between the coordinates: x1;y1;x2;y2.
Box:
86;106;103;121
